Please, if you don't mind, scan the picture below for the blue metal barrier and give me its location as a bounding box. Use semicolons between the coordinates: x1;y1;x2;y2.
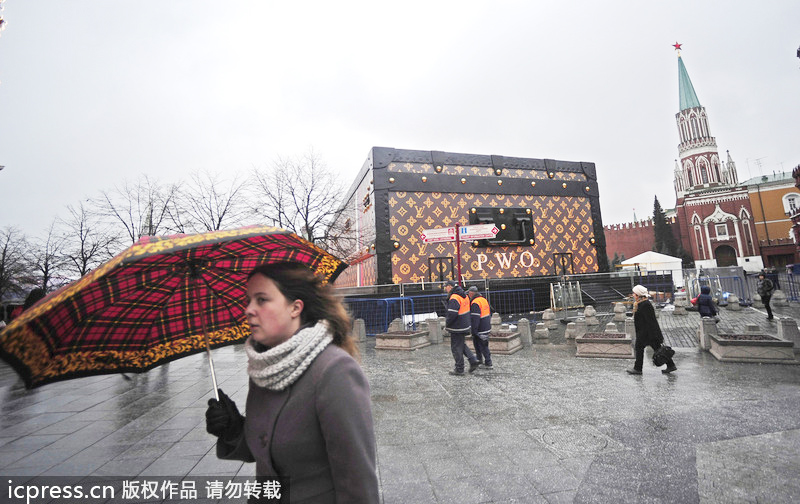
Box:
786;274;800;301
345;298;391;336
636;272;675;304
344;288;535;336
694;275;747;303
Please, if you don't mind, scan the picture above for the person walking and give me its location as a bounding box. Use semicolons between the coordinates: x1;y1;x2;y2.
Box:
467;286;493;369
444;280;480;375
627;284;677;375
757;271;775;320
205;262;379;503
695;285;718;321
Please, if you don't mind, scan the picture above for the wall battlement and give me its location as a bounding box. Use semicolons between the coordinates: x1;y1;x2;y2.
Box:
603;215;676;232
603;219;653;232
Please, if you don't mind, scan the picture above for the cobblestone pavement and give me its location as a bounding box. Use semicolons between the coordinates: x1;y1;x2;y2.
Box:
1;301;799;503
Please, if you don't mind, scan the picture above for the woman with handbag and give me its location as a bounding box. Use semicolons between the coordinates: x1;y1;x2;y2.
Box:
627;285;677;375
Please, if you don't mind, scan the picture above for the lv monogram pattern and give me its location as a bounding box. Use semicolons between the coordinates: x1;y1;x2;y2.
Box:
388;191;597;283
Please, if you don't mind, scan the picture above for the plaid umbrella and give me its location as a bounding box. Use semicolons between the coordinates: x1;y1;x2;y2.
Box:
0;225;347;389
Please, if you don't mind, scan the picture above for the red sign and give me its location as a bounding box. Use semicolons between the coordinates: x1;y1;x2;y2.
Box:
420;227;456;244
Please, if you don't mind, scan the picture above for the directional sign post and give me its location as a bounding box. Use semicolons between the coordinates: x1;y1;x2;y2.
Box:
459;224;500;241
419;223;498;284
420;227;456;244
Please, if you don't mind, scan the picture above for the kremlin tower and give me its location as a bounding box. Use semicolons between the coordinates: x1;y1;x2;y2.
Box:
672;43;738;196
602;45;762;267
672;43;759;267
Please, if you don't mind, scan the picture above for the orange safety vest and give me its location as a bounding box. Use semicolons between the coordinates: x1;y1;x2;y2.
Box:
472;296;491;318
447;292;472;334
470;295;491;335
451;293;471;315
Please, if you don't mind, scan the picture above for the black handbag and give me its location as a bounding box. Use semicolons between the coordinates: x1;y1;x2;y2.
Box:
653;345;675;366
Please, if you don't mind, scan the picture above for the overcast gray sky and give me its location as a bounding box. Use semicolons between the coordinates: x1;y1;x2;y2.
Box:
1;1;798;239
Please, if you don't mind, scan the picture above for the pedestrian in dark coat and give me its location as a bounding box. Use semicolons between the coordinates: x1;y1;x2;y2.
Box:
627;285;677;375
757;271;775;320
468;286;492;369
695;285;718;320
205;262;378;503
444;280;479;375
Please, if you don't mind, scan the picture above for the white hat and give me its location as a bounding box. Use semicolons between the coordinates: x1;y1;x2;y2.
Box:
632;285;649;297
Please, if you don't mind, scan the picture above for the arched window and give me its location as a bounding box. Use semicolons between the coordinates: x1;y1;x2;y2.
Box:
694;225;705;259
742;219;754;255
701;114;710;138
685;160;695;187
739;207;751;220
783;193;800;215
698;158;709;184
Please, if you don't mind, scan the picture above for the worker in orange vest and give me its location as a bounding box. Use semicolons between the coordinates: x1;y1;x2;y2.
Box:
467;286;492;369
444;280;480;375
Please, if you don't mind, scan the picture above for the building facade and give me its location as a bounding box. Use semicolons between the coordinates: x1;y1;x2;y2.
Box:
791;165;800;253
744;172;800;267
333;147;608;287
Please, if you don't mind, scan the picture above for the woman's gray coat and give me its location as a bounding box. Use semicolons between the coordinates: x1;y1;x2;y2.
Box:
217;344;379;503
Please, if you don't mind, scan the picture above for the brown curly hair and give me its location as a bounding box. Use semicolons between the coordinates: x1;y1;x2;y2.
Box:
247;262;359;359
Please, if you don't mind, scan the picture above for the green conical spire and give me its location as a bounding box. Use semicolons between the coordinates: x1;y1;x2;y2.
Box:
677;55;701;111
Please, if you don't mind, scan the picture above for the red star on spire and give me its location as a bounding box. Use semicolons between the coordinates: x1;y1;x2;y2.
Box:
673;42;682;51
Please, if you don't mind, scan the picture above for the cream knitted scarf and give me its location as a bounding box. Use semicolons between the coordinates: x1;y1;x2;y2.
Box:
245;321;333;391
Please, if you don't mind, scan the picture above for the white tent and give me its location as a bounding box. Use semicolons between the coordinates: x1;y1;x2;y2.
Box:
621;251;684;287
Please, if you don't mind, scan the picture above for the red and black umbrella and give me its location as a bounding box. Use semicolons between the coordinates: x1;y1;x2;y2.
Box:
0;225;347;389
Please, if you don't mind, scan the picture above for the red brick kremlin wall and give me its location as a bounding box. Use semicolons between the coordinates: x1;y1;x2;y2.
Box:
604;218;682;262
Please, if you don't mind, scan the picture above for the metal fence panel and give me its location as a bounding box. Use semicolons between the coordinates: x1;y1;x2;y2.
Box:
486;289;536;319
345;298;390;336
342;288;537;335
787;274;800;301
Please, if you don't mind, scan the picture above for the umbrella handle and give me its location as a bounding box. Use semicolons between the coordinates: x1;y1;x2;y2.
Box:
194;275;220;401
205;343;220;401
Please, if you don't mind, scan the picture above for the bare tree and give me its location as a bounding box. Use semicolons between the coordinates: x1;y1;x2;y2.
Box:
323;199;370;262
168;170;250;233
0;226;30;303
251;149;345;244
60;201;119;278
95;175;180;244
251;161;291;229
27;220;68;292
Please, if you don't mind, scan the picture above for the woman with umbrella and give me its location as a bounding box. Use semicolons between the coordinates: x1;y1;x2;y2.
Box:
205;262;379;503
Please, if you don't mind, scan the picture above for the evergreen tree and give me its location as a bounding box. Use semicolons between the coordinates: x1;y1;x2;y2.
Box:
652;196;678;256
676;245;695;268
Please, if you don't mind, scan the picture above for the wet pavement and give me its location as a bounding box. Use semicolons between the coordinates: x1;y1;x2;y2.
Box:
1;302;800;503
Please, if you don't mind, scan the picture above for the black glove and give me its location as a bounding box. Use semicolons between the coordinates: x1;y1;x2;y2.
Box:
206;388;244;441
